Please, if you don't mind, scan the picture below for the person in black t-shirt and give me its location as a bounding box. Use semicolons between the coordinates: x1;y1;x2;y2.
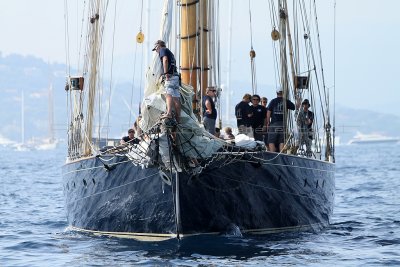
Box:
250;94;267;141
121;129;140;145
235;93;253;137
153;40;181;122
266;87;296;152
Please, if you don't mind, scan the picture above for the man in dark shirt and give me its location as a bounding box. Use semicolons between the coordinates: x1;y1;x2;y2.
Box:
153;40;181;122
202;87;217;135
250;94;267;141
266;87;296;152
121;129;140;145
235;93;253;137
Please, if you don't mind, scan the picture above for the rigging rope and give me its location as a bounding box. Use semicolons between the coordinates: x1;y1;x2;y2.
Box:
248;0;257;95
105;0;118;141
129;0;145;127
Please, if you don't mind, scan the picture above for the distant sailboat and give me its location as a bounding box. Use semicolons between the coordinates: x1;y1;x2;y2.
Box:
12;90;33;151
35;83;59;150
13;86;59;151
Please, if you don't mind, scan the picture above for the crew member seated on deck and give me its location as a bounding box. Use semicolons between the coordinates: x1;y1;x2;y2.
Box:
120;129;140;145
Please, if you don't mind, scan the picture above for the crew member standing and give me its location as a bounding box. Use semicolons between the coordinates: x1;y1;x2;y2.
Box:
153;40;181;122
202;87;217;135
297;99;314;156
235;93;253;137
250;94;267;141
266;87;296;152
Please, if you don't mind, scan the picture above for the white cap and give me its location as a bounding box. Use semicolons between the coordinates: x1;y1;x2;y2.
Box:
276;86;282;93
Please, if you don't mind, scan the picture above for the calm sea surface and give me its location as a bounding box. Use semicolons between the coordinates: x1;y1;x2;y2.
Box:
0;143;399;266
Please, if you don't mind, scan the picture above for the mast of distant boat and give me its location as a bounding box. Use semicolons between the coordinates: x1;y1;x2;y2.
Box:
21;90;25;144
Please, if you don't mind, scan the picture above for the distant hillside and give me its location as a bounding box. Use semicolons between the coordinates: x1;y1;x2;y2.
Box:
0;53;142;142
1;52;399;144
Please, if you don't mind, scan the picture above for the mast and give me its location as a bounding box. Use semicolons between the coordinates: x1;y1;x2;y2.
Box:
48;84;55;142
180;0;210;113
278;1;290;146
84;2;102;156
180;0;198;111
21;90;25;144
199;0;209;95
225;0;233;124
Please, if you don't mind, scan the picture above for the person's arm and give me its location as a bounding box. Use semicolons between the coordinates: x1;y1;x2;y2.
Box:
307;111;314;126
235;104;241;119
205;98;212;114
266;110;271;127
263;109;268;127
162;56;169;80
288;100;296;110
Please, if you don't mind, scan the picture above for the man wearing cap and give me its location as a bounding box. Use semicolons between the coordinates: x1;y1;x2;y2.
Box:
266;87;296;152
235;93;254;137
297;99;314;156
202;87;217;135
152;40;181;122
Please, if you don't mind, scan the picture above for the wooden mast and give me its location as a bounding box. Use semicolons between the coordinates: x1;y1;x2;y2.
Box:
84;2;101;156
199;0;209;96
278;1;289;147
180;0;210;113
180;0;198;111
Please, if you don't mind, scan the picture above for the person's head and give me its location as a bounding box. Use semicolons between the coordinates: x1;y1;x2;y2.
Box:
128;128;135;138
276;86;283;96
225;127;232;134
261;97;268;107
152;40;166;52
242;93;252;103
206;86;217;96
251;94;261;106
302;99;310;110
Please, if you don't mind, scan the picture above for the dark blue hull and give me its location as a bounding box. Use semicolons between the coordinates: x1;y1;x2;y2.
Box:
62;152;334;241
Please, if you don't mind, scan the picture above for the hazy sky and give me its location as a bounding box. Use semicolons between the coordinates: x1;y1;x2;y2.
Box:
1;0;399;116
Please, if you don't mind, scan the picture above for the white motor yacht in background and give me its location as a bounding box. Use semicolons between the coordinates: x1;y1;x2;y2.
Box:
348;132;400;144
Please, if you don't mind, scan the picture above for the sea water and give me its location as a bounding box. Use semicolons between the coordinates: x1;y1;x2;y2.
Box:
0;143;399;266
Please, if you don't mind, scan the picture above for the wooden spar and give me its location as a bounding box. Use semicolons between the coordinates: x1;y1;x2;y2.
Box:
84;3;101;156
199;0;209;97
278;1;289;146
283;0;298;101
180;0;198;110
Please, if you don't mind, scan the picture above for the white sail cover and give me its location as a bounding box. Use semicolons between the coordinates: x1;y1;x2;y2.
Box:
139;0;223;159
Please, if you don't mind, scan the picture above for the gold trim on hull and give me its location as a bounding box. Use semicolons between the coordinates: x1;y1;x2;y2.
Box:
69;224;322;242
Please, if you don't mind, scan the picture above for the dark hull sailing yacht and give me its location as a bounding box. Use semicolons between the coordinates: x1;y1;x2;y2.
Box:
62;0;335;241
